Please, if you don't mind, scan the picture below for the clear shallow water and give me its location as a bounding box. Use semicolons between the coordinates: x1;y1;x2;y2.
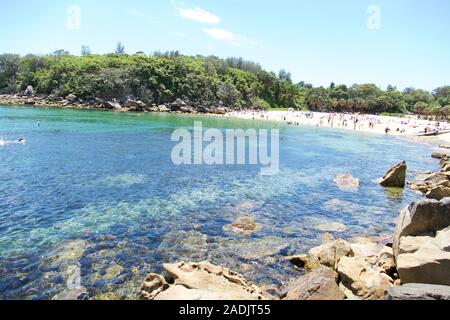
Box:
0;105;437;299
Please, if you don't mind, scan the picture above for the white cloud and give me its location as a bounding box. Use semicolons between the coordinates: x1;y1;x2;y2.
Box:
179;7;221;24
203;28;255;46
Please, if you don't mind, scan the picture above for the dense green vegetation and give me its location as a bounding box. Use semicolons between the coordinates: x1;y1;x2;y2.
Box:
0;51;449;116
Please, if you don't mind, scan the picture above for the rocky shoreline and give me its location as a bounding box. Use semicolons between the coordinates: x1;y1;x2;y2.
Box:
3;92;450;301
0;93;230;115
141;151;450;301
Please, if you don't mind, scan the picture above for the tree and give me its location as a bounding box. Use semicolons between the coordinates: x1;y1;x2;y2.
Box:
81;45;91;56
386;84;397;92
115;42;125;54
278;69;292;83
403;88;432;112
0;54;20;92
52;49;69;56
217;82;240;107
433;86;450;107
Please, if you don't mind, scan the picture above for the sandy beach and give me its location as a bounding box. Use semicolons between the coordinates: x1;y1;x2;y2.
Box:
222;110;450;144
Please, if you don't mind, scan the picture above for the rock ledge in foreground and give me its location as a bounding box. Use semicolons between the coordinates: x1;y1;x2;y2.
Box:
386;283;450;300
141;261;265;300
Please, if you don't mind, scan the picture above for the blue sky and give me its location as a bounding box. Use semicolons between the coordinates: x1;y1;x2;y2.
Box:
0;0;449;91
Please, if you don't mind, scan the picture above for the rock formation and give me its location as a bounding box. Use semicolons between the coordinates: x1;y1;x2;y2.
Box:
379;161;407;188
334;173;360;192
141;261;265;300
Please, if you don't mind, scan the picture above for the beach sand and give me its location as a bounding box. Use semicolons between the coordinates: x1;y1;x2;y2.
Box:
221;110;450;144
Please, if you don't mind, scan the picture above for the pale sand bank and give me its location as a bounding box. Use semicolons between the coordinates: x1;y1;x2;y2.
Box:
220;110;450;144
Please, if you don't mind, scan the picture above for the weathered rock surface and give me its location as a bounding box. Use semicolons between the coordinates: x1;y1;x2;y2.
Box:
222;236;291;260
396;226;450;286
385;283;450;300
158;105;170;112
125;99;146;110
104;101;122;110
426;186;450;200
393;198;450;257
223;215;259;236
432;152;449;159
287;254;321;273
52;287;88;300
284;266;345;300
334;173;360;192
24;85;34;97
141;261;264;300
308;239;354;270
337;255;393;300
379;161;407;188
315;222;347;233
393;197;450;286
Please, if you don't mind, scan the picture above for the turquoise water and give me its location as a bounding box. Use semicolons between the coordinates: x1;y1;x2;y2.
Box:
0;105;436;299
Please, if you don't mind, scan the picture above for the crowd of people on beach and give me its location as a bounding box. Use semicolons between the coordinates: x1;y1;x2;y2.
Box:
226;110;450;137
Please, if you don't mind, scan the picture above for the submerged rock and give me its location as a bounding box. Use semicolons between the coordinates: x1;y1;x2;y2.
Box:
284;266;345;300
158;230;210;262
91;292;127;300
41;239;88;268
221;236;291;260
141;261;264;300
334;173;360;192
315;222;347;233
223;215;260;236
379;161;407;188
52;287;88;300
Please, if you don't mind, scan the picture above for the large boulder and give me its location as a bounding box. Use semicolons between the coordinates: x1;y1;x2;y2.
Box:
426;186;450;201
65;94;77;102
393;198;450;258
396;226;450;286
104;101;122;110
334;173;360;192
379;161;407;188
158;105;170;112
385;283;450;300
141;261;264;300
24;85;34;97
432;152;449;159
215;107;227;115
284;266;345;300
337;256;393;300
125;99;146;110
308;239;354;270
